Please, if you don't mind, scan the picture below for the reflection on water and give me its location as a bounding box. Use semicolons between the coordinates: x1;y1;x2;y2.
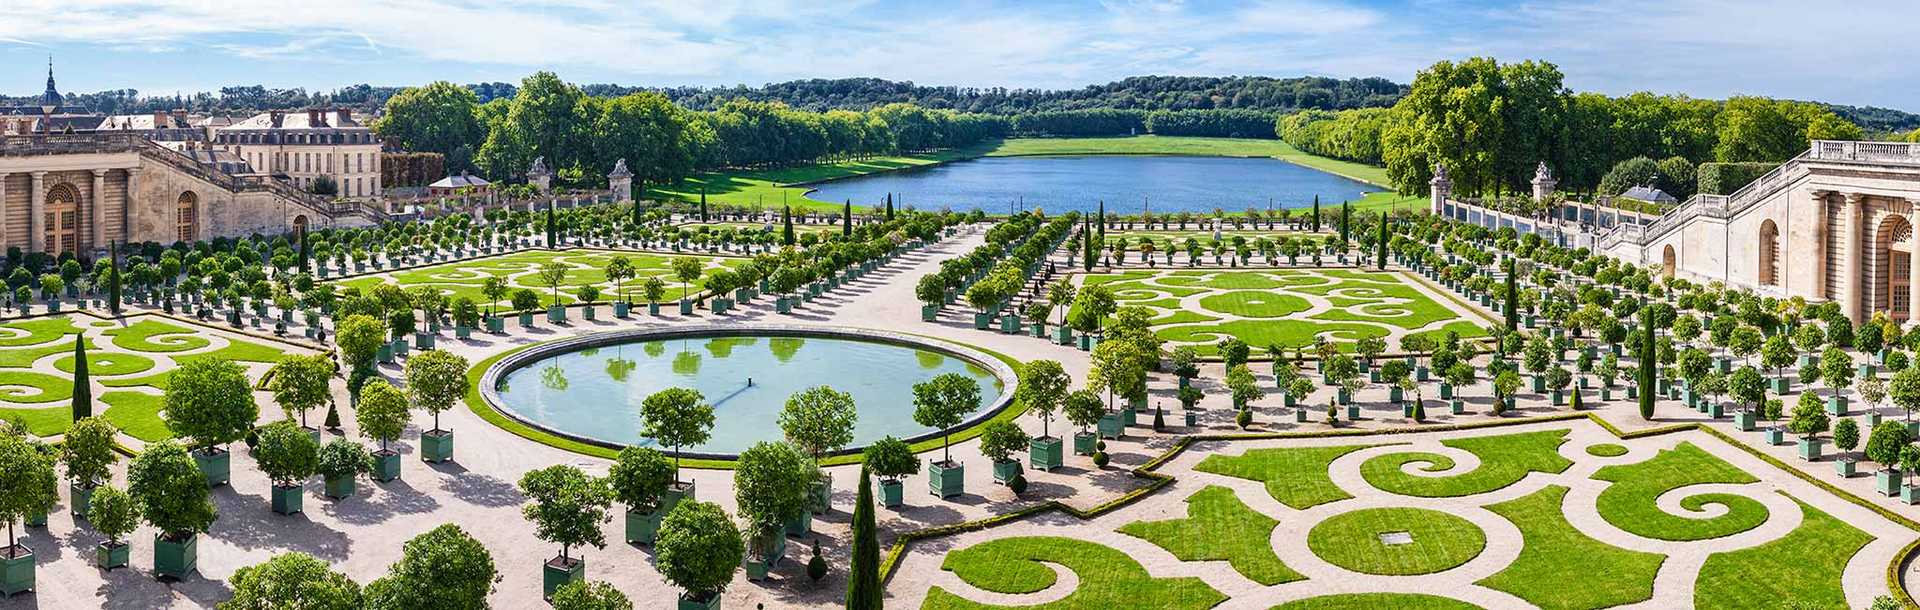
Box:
495;336;1004;452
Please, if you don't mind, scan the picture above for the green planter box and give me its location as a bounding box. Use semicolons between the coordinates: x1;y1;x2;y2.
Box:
1122;407;1140;426
486;317;505;333
547;305;567;323
1797;438;1823;461
661;481;695;516
1859;364;1877;379
373;451;402;482
921;305;940;321
928;461;964;499
421;430;454;463
1734;412;1756;431
1346;405;1361;420
542;557;585;599
775;297;793;314
376;343;394;363
973;312;992;330
1770;377;1789;394
1055;325;1074;345
711;298;731;315
454;326;472;340
70;482;93;517
1880;469;1904;496
1438;382;1453;400
1761;427;1784;446
1449;399;1465;415
1030;322;1046;338
1905;485;1920;506
625;508;662;545
999;315;1020;334
1079;335;1093;351
1706;402;1724;418
1391;386;1405;404
879;479;904;508
1029;437;1063;471
271;484;304;515
1097;413;1124;439
1867;411;1883;428
193;448;231;487
412;332;435;350
154;533;198;580
1837;459;1857;478
1826;396;1848;416
1072;432;1097;456
0;550;31;596
1530;375;1547;394
518;312;535;327
614;302;631;318
784;509;811;538
95;542;129;570
324;474;355;500
991;460;1022;484
392;338;410;358
678;593;723;610
809;477;832;515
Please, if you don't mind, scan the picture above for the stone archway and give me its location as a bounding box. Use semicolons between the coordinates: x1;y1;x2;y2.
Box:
292;214;309;241
1873;213;1913;321
1661;245;1676;280
43;183;79;254
176;192;199;243
1759;219;1780;286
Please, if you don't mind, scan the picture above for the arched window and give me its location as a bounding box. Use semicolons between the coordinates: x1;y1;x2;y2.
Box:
1661;245;1677;280
43;183;78;254
1759;220;1780;286
176;192;198;243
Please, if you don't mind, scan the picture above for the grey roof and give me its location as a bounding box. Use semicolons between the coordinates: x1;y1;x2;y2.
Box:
226;110;365;130
429;173;492;189
1619;186;1677;204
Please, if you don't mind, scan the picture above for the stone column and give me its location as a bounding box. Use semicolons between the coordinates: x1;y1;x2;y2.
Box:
1844;193;1866;322
0;173;8;248
123;168;141;245
1810;190;1830;299
1910;201;1920;323
90;169;106;252
28;172;45;254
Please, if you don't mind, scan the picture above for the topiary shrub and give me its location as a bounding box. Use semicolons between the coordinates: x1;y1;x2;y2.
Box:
1092;451;1110;468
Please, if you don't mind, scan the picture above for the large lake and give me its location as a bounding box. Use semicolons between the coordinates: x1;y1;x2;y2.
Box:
807;154;1382;215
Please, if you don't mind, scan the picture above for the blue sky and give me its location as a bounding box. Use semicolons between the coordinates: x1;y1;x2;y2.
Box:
2;0;1914;110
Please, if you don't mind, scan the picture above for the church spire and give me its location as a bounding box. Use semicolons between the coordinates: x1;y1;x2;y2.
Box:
39;56;62;113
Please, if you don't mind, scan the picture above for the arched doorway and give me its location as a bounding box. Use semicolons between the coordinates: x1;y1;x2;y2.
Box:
1759;220;1780;286
1874;213;1913;321
1661;245;1676;280
176;192;198;243
43;183;78;254
292;214;309;243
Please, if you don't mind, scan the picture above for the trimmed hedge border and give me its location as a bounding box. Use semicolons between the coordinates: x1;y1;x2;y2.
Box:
460;333;1033;470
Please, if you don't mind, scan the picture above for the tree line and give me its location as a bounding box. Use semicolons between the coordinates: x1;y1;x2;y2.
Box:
372;73;1011;189
1276;57;1873;198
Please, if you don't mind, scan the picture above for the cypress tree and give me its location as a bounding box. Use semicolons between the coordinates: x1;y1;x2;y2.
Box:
71;334;90;420
847;467;882;610
1096;201;1106;244
107;241;121;316
1340;202;1350;247
1082;216;1095;272
699;187;709;222
631;199;642;226
843;200;853;237
545;201;557;248
885;193;895;221
297;233;309;273
1504;259;1518;331
1638;305;1656;420
1375;214;1388;270
323;401;342;432
1570;385;1584;411
1311;195;1321;232
782;205;796;246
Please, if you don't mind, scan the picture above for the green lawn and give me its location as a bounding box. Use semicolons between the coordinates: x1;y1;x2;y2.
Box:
1116;485;1303;585
1359;429;1574;497
1270;594;1484;610
924;536;1226;610
1306;507;1486;575
1195;443;1388;509
1590;442;1769;541
1692;496;1872;610
645;144;997;213
1075;269;1489;356
1477;486;1664;609
333;250;747;309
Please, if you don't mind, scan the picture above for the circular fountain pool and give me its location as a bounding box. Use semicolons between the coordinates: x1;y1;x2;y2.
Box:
482;326;1013;457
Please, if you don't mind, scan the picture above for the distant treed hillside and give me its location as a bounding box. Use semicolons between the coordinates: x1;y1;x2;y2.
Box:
602;76;1408;114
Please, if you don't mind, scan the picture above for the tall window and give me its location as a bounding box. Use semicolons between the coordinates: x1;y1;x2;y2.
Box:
176;192;198;243
43;183;78;254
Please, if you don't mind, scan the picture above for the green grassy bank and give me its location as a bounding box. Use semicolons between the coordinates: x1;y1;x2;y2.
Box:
645;136;1415;214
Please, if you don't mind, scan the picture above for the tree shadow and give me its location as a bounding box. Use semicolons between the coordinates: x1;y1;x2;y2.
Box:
327;478;443;526
208;494;354;561
437;468;524;508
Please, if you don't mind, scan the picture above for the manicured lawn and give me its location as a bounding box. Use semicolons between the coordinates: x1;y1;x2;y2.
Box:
1477;485;1663;609
0;315;292;440
1360;429;1573;497
1195;443;1387;509
1117;485;1303;585
1587;443;1629;457
333;249;747;309
1270;593;1484;610
1306;507;1486;575
1075;269;1488;356
1692;497;1872;610
924;536;1226;610
646;144;996;212
1591;442;1769;541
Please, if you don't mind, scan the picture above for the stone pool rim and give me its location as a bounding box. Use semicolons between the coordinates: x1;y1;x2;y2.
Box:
479;324;1020;460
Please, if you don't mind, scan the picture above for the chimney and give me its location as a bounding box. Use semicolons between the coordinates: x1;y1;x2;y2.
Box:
307;109;322;127
269;110;284;128
335;108;352;125
171;109;188;126
152;111;167;128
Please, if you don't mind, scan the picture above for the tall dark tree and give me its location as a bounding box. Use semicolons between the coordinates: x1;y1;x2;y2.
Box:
71;335;91;420
1340;202;1351;246
1096;201;1106;244
846;467;881;610
843;200;853;236
1311;195;1321;232
631;200;642;227
297;232;310;273
699;187;709;222
885;193;895;221
782;205;796;246
107;241;121;316
1081;217;1095;272
1638;305;1657;420
1374;214;1388;270
1504;259;1518;331
544;201;557;248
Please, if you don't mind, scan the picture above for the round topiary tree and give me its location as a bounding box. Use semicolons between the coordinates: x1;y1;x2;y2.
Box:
127;441;215;576
0;433;56;560
268;354;334;429
640;387;714;488
255;420;320;514
315;438;372;500
87;485;138;568
224;551;363;609
549;580;632;610
1867;420;1913;473
978;420;1031;479
363;524;498;609
336;314;386;374
163;358;259;470
734;440;813;563
518;464;614;570
59;415;118;515
655;500;743;607
912;372;981;466
403;349;469;460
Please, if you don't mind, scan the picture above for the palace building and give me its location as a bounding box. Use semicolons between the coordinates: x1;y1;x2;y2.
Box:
0;65;379;259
